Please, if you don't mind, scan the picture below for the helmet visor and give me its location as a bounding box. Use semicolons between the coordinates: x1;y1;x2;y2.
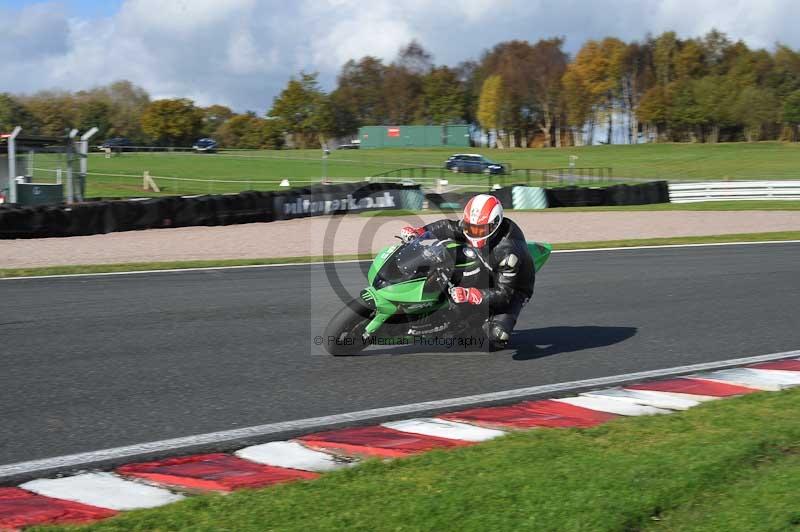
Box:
463;221;496;239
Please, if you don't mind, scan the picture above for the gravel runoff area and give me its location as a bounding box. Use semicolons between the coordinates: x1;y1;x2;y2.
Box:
2;211;800;269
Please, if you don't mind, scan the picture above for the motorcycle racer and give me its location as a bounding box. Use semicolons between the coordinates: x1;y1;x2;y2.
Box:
400;194;535;349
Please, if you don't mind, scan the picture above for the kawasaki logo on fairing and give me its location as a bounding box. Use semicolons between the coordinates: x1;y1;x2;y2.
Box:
284;192;397;215
405;302;434;310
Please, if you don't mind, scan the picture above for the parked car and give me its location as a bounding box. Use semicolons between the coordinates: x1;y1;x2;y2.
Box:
193;138;218;153
99;137;133;152
337;140;360;150
444;154;506;175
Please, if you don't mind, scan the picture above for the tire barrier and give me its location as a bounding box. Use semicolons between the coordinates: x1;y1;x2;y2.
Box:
0;183;421;239
0;182;668;239
271;183;419;221
545;181;669;208
545;186;607;207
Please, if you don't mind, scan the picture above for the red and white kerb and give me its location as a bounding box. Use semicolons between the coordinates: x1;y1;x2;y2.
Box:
462;194;503;248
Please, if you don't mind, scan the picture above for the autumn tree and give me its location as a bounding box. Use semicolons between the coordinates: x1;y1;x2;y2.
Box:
455;60;482;125
562;66;593;145
477;74;505;148
73;91;113;139
420;66;465;124
333;57;387;126
652;32;679;86
215;113;276;149
734;86;780;141
21;92;76;136
268;72;327;148
314;93;358;143
0;93;34;132
381;42;434;125
562;39;626;144
103;80;150;142
141;98;203;146
637;85;672;141
528;38;568;147
783;90;800;141
201;105;234;138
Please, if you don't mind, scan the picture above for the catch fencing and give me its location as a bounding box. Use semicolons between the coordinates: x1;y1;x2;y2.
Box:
669;181;800;203
505;167;616;187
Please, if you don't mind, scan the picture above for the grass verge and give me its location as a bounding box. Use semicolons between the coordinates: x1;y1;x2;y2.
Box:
0;254;372;279
29;142;800;198
39;388;800;531
2;232;799;279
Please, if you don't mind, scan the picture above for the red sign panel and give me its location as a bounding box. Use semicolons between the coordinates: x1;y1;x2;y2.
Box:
387;127;400;137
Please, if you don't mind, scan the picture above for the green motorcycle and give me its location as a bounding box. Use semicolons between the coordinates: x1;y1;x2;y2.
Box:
323;237;552;355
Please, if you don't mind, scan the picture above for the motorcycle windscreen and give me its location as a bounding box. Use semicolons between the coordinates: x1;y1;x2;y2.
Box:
373;239;453;288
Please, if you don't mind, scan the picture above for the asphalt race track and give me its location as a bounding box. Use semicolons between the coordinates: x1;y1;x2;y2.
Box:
1;242;799;466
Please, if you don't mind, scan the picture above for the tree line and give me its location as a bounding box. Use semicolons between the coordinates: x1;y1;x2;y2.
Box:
2;30;800;149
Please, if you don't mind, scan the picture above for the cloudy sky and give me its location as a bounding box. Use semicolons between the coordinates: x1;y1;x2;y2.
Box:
1;0;799;113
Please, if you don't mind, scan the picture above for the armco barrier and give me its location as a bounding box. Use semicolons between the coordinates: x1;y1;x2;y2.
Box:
669;181;800;203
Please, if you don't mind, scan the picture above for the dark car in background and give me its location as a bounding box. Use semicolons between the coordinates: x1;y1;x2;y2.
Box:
99;137;133;152
444;154;506;175
193;138;218;153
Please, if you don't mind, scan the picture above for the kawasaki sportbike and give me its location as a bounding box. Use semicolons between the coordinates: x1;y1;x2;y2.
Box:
323;237;551;355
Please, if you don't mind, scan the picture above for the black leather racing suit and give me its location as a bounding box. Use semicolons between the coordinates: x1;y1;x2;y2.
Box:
422;217;535;346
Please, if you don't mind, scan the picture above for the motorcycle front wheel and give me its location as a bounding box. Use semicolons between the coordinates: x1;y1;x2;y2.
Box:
323;299;374;356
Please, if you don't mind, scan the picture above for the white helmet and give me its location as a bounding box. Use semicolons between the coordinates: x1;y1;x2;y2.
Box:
462;194;503;248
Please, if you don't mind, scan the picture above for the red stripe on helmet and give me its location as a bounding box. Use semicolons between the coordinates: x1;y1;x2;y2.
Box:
476;196;499;225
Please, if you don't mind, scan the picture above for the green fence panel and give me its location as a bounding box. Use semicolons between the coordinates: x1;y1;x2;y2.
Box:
359;125;470;148
398;188;424;211
512;186;549;210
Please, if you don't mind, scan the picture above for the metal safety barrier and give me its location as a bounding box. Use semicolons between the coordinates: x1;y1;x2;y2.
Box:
668;181;800;203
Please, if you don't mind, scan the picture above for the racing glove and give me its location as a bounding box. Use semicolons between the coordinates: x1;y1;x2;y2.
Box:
400;226;426;243
450;286;483;305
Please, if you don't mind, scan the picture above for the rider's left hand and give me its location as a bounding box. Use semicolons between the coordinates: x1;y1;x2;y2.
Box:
450;286;483;305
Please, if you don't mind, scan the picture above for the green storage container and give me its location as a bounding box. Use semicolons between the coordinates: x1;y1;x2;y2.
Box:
359;125;470;148
16;183;64;206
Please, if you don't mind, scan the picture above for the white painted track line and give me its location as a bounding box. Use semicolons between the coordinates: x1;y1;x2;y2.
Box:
2;349;798;481
3;240;798;281
235;441;353;472
21;472;185;510
382;418;506;442
554;396;671;416
694;368;800;391
582;388;700;411
552;240;800;254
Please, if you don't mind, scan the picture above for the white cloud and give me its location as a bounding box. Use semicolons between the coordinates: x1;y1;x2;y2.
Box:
1;0;799;112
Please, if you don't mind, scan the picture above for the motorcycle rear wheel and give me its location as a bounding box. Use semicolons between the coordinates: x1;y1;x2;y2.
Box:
323;299;374;356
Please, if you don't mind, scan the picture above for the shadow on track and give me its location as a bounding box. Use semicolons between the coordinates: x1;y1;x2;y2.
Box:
357;325;637;359
510;326;638;361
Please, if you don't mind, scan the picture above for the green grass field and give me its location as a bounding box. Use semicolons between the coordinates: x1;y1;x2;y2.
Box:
28;142;800;198
39;387;800;532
